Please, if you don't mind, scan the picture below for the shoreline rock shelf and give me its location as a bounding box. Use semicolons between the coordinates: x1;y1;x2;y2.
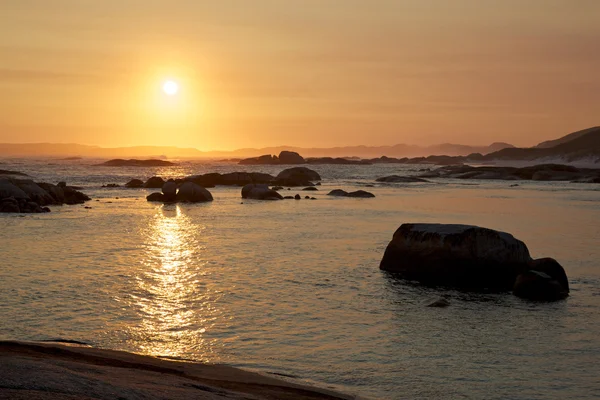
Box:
327;189;375;198
1;179;91;213
380;223;569;301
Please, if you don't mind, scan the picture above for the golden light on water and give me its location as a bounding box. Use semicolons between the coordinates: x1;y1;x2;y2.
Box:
130;205;217;360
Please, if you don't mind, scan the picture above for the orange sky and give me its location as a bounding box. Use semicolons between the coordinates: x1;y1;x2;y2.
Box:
0;1;598;150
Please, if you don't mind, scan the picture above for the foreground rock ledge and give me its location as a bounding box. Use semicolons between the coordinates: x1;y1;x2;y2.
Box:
380;223;569;300
0;341;354;400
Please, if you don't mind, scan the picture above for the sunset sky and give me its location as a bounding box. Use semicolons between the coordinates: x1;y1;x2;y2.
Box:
1;0;598;150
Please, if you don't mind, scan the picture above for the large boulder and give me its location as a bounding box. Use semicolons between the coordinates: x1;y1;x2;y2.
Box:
37;182;65;203
513;258;569;300
241;184;283;200
278;151;305;164
144;176;165;188
176;182;213;202
380;223;532;290
63;186;91;205
274;167;321;186
0;197;21;213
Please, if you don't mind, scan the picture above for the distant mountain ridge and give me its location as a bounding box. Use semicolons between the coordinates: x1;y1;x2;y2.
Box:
0;141;513;159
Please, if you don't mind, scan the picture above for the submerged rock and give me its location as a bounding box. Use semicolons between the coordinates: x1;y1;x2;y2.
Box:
302;186;318;191
327;189;349;197
380;223;532;290
146;192;167;202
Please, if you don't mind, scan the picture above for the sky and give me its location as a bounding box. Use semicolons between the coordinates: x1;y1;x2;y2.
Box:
0;0;599;151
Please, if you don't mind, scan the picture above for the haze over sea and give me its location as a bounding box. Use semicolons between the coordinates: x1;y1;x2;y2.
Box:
1;159;600;399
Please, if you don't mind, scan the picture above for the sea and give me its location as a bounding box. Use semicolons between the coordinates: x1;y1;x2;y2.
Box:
1;158;599;399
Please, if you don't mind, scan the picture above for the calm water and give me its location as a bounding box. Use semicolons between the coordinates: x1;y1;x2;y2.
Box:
1;159;600;399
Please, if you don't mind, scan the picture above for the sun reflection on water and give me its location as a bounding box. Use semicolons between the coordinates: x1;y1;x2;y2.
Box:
129;205;218;360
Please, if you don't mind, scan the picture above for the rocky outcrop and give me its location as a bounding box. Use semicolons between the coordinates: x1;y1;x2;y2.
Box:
273;167;321;186
0;179;90;213
96;159;177;167
422;164;600;182
147;182;213;203
241;184;283;200
376;176;430;183
380;223;569;299
327;189;375;198
144;176;165;188
125;179;144;188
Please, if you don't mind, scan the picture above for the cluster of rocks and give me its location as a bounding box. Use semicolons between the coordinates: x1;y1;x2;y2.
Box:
147;180;213;203
239;151;306;165
240;184;318;201
1;179;91;213
126;167;322;190
420;164;600;183
380;223;569;301
327;189;375;198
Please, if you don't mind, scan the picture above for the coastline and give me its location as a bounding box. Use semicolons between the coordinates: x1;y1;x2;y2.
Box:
0;341;360;400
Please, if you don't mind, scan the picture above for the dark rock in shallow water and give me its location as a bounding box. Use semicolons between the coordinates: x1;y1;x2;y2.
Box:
513;270;568;301
144;176;165;188
241;184;283;200
146;192;167;202
1;178;89;213
380;223;532;290
375;175;430;183
294;194;301;200
283;196;294;199
346;190;375;198
513;257;569;301
273;167;321;186
271;186;284;191
125;179;144;188
102;183;120;188
304;195;310;199
327;189;349;197
96;159;176;167
176;182;213;202
302;186;318;191
327;189;375;198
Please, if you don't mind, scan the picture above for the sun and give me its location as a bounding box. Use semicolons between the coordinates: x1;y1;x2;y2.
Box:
162;80;179;96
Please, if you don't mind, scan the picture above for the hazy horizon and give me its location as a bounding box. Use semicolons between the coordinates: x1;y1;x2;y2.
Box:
1;1;599;151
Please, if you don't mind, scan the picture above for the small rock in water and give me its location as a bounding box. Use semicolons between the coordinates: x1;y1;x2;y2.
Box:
284;196;294;199
510;184;520;187
427;298;450;308
305;195;310;199
84;206;92;209
294;194;301;200
310;197;316;200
